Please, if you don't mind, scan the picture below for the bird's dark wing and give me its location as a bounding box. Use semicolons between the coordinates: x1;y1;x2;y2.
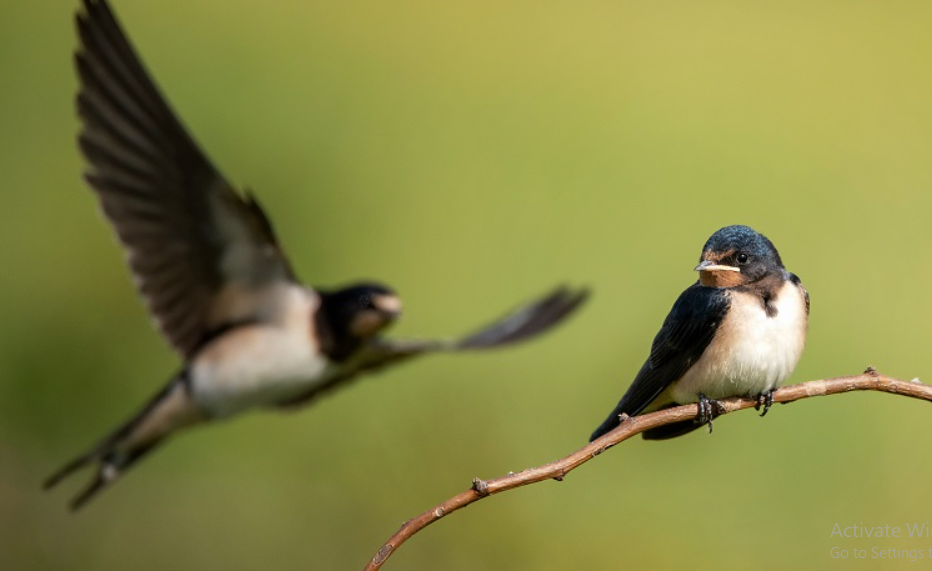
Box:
76;0;295;359
278;286;589;407
589;283;730;441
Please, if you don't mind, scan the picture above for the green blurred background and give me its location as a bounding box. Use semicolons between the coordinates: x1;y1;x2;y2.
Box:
3;1;932;570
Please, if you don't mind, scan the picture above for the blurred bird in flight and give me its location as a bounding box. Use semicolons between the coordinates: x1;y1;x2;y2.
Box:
46;0;588;510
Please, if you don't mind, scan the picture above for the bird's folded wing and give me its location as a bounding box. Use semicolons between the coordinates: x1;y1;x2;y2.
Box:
76;0;295;359
616;283;730;416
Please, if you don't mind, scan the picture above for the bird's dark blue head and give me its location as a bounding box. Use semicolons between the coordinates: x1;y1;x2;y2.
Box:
316;282;402;360
327;282;402;335
695;225;784;287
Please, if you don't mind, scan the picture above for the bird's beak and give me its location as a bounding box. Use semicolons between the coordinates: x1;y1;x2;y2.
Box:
371;294;403;317
694;260;740;272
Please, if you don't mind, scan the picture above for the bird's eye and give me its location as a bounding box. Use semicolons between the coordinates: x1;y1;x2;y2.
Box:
736;253;749;265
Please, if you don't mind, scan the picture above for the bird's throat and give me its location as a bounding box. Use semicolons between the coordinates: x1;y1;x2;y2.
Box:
699;270;745;288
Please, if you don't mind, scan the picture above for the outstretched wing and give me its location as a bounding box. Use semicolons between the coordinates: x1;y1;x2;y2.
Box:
279;285;590;407
76;0;295;359
589;283;730;441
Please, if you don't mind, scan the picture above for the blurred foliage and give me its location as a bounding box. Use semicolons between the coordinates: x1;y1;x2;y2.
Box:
2;1;932;570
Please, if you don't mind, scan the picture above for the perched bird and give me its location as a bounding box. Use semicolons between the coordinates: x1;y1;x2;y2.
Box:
46;0;589;511
589;225;808;442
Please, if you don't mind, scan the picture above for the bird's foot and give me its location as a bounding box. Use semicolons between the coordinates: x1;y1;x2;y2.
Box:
696;393;724;434
755;389;775;417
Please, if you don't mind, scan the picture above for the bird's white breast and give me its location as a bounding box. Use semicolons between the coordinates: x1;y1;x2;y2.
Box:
189;285;337;417
670;280;808;403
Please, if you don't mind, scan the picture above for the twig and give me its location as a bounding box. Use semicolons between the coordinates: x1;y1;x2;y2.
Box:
362;369;930;571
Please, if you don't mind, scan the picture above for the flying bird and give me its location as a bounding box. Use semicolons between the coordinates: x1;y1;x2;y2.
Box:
589;225;807;442
47;0;588;510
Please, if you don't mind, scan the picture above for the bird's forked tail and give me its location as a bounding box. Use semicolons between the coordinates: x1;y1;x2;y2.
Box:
44;373;205;510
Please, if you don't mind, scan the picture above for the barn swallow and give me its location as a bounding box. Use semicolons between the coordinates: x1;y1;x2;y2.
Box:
589;225;808;442
46;0;589;510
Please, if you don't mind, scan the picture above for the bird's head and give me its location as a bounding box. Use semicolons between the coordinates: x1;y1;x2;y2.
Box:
695;225;784;288
325;283;403;339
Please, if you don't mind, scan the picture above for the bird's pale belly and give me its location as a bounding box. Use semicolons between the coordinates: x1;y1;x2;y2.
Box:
670;284;807;404
188;324;335;417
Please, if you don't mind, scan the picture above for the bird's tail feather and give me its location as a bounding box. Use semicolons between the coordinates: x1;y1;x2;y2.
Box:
590;405;706;442
59;439;162;511
43;449;97;491
641;420;705;440
44;373;201;510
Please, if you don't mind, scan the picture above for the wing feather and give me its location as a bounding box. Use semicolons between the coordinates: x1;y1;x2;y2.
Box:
76;0;294;358
589;283;730;441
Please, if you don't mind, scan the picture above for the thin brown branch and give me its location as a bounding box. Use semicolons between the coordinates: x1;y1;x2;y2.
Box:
362;369;931;571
